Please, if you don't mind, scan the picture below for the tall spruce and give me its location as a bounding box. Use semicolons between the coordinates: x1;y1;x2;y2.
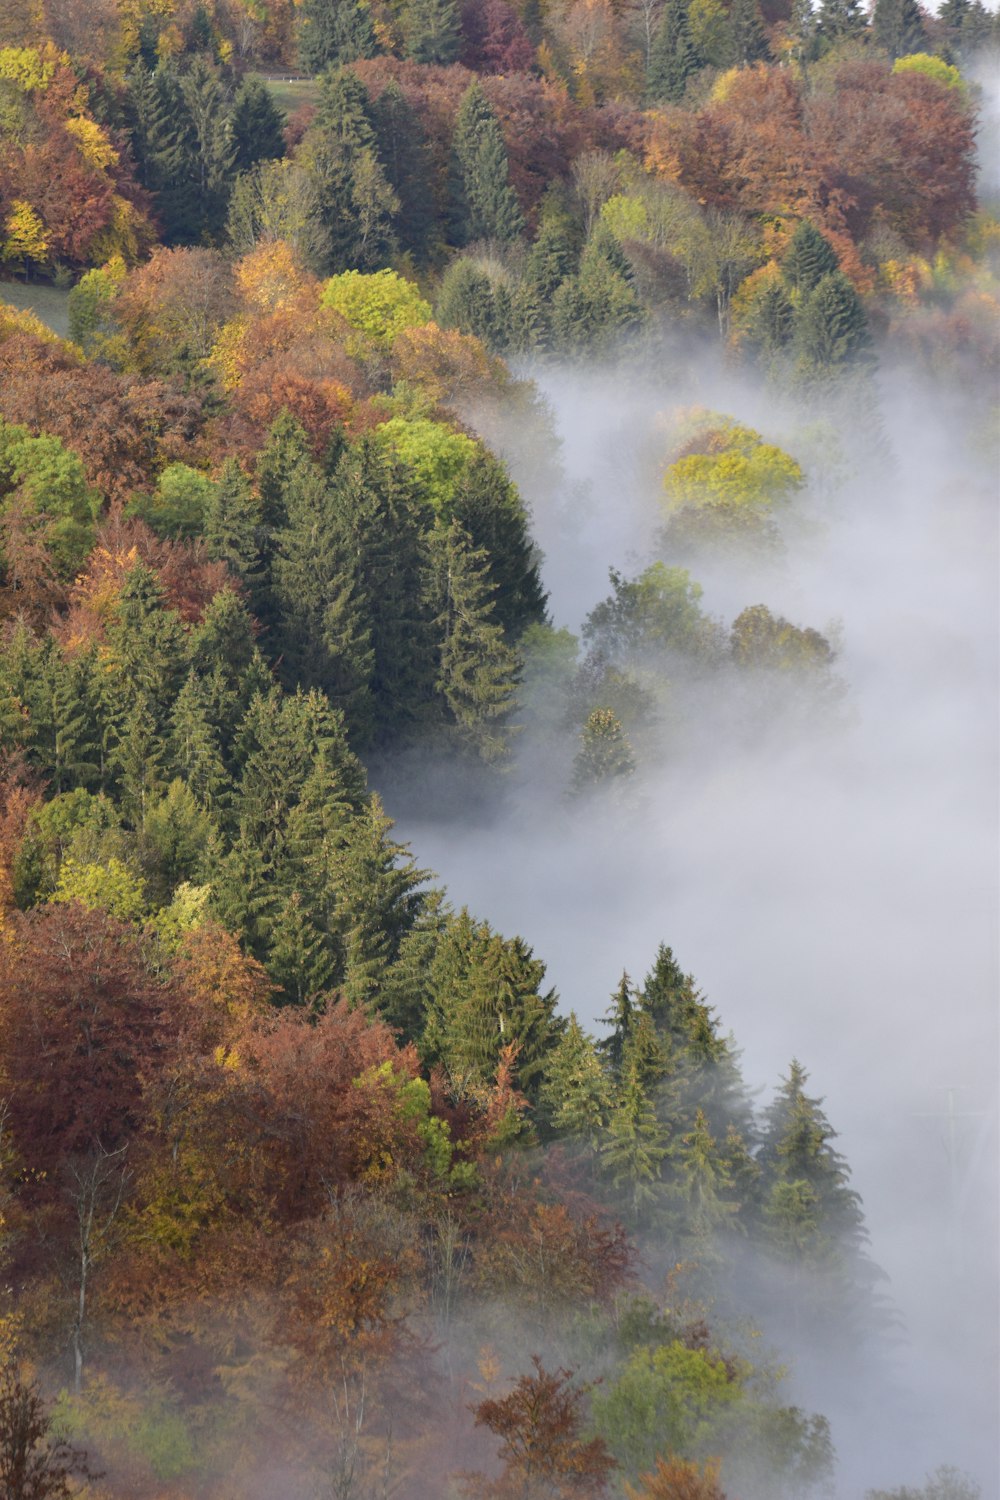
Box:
372;81;437;261
301;67;397;271
782;220;839;296
449;450;547;637
450;81;524;246
402;0;461;62
297;0;378;73
872;0;927;57
795;270;873;376
647;0;701;103
230;76;286;174
728;0;770;62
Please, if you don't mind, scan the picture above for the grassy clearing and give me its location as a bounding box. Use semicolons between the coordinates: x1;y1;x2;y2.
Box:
0;277;72;338
259;74;321;118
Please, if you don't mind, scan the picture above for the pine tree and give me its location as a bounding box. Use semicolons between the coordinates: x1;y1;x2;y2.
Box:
297;0;378;74
328;794;428;1013
428;520;521;764
449;450;547;637
271;459;375;737
795;270;873;376
551;230;643;354
781;220;839;296
402;0;461;63
109;693;167;830
230;76;286;175
672;1108;740;1252
647;0;701;103
301;68;397;271
816;0;868;49
450;81;524;246
178;57;237;241
872;0;926;57
728;0;770;63
539;1014;611;1146
372;81;437;261
205;459;264;591
570;708;636;795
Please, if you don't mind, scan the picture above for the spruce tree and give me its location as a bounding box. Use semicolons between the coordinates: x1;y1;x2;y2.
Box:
795;270;873;376
647;0;701;103
205;459;264;591
570;708;636;795
872;0;926;57
449;450;547;637
597;972;639;1080
599;1056;670;1223
743;275;795;358
169;671;229;810
450;81;524;246
402;0;461;63
728;0;770;63
372;81;437;261
178;56;237;241
539;1014;611;1147
816;0;868;48
44;651;102;794
782;220;839;296
427;520;521;763
297;0;378;74
435;258;513;350
230;76;286;175
301;68;397;270
266;889;337;1005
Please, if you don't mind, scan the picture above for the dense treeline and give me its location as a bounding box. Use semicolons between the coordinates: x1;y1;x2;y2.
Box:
0;0;994;1495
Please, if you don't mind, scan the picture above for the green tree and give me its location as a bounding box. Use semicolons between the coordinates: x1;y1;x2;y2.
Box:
230;75;286;175
372;80;437;261
448;449;547;636
647;0;701;102
539;1014;610;1146
402;0;461;63
816;0;868;49
204;459;263;589
794;270;873;376
301;68;397;272
781;221;839;297
728;0;770;62
428;520;521;763
570;708;636;796
599;1056;670;1222
178;57;238;242
450;81;524;246
435;258;514;351
297;0;378;73
872;0;926;57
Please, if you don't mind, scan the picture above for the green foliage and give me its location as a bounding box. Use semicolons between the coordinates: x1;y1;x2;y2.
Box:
127;464;215;540
648;0;702;102
373;418;477;514
0;419;100;576
450;81;524;246
866;1467;982;1500
52;854;147;922
795;270;873;375
321;268;432;346
570;707;636;795
402;0;461;63
297;0;378;74
592;1340;741;1471
872;0;927;58
892;53;966;92
230;75;286;174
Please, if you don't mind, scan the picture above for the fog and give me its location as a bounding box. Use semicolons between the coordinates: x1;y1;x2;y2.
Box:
380;349;999;1495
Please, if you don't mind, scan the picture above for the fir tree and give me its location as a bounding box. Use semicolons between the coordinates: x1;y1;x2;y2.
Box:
297;0;378;74
743;276;795;358
728;0;770;63
372;81;437;261
302;68;397;271
428;520;521;764
435;258;514;350
872;0;926;57
570;708;636;795
782;220;839;296
266;889;337;1005
597;972;639;1079
647;0;701;103
795;270;873;376
450;81;524;246
43;651;101;794
816;0;868;48
402;0;462;63
169;671;228;810
204;459;264;591
539;1014;611;1146
230;76;286;175
600;1056;670;1223
449;450;547;637
178;57;237;241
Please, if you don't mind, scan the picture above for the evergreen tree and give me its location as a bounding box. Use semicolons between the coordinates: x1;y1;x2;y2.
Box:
597;971;639;1079
795;270;873;376
109;693;167;830
230;76;286;175
449;450;547;637
435;258;514;350
728;0;770;63
671;1108;740;1252
450;81;524;246
539;1014;611;1146
297;0;378;74
423;909;562;1104
205;459;264;591
271;459;375;738
742;275;795;358
402;0;461;63
872;0;927;57
518;196;582;347
105;564;188;725
169;671;229;810
301;68;397;270
647;0;701;103
178;57;238;241
428;520;521;763
266;888;337;1005
328;794;428;1013
570;708;636;796
372;81;437;261
782;220;839;296
42;650;102;794
551;230;643;354
600;1056;670;1223
816;0;868;49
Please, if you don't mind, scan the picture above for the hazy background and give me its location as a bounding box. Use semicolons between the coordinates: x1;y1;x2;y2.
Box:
381;348;999;1496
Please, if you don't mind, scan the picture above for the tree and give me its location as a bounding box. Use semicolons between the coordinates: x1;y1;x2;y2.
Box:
372;80;437;261
297;0;378;73
781;220;839;297
872;0;926;58
571;707;636;795
816;0;868;49
301;68;398;272
460;0;536;73
794;269;873;375
204;458;263;587
625;1456;727;1500
728;0;770;62
403;0;462;63
0;1369;94;1498
539;1013;611;1145
428;520;521;763
460;1358;616;1499
450;81;524;246
449;449;547;636
230;75;286;175
647;0;701;103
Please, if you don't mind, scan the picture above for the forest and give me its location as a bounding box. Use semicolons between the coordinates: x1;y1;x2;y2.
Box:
0;0;997;1496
